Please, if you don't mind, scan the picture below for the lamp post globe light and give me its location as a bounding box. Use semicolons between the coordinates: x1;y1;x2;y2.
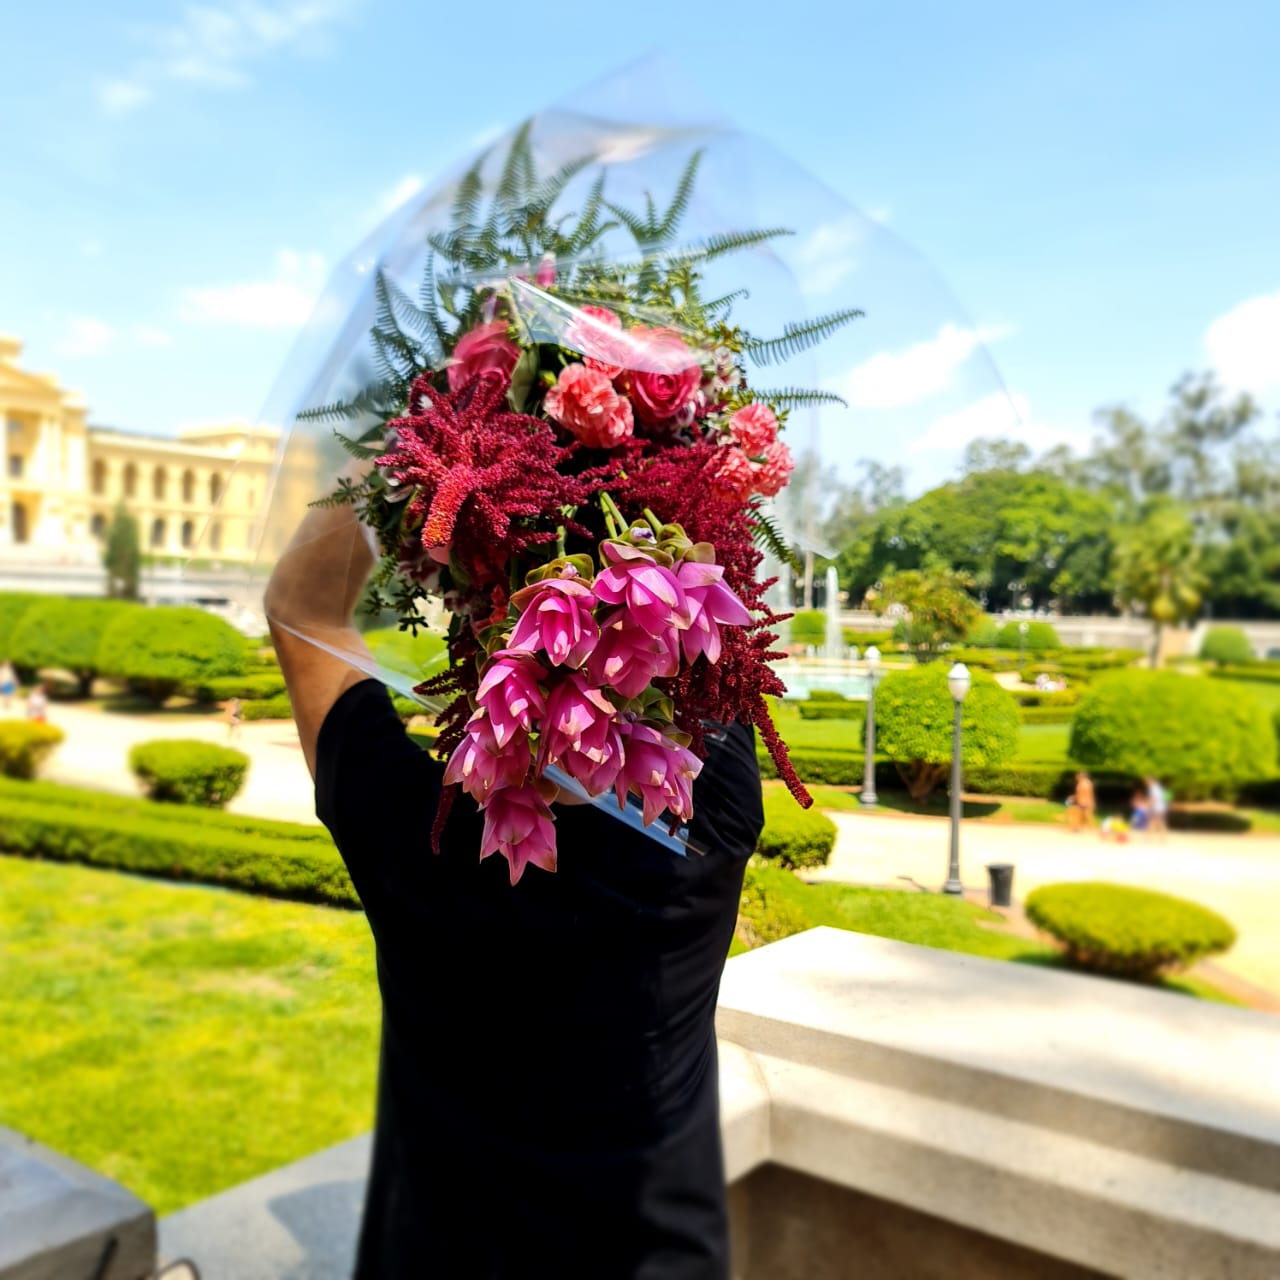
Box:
943;662;971;896
860;645;880;808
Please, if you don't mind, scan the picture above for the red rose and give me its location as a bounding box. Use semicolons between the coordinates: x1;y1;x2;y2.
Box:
543;363;635;449
447;321;520;392
621;327;701;426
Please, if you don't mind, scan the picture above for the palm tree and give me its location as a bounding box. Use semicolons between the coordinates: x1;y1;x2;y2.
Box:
1111;504;1205;668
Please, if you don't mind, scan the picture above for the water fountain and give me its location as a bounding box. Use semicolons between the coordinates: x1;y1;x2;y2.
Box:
823;565;842;659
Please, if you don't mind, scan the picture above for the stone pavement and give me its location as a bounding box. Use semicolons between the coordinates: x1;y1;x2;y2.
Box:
810;808;1280;996
39;702;320;826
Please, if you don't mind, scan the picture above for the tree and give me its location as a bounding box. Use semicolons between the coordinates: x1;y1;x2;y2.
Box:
1111;504;1205;668
10;598;134;696
97;606;246;706
874;663;1020;804
103;503;141;601
961;437;1032;476
867;569;983;661
1070;670;1274;800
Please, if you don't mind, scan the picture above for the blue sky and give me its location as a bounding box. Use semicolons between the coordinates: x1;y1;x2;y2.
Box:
3;0;1278;491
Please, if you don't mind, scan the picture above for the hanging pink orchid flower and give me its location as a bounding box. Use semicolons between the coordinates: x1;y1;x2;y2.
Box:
675;561;752;665
539;672;619;779
443;710;531;803
480;784;558;885
593;542;691;638
508;571;600;667
587;611;681;699
475;650;548;747
614;719;702;827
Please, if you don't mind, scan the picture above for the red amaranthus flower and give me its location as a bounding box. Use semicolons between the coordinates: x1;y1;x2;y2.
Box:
377;374;583;587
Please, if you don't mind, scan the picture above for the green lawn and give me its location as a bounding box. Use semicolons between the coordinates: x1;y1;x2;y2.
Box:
1013;722;1073;764
0;855;379;1214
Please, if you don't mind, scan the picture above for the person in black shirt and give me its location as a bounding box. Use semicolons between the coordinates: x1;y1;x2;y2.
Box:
266;495;764;1279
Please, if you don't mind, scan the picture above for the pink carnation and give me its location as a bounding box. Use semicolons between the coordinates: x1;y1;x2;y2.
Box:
729;403;778;456
708;445;757;504
543;363;635;449
447;321;520;392
753;440;794;497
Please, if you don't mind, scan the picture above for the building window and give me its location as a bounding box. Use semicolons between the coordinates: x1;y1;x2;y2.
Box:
8;455;21;480
182;469;195;504
90;513;107;540
151;517;165;549
210;522;222;552
210;473;223;504
91;459;107;496
11;502;28;544
123;463;138;499
181;519;194;549
153;467;167;502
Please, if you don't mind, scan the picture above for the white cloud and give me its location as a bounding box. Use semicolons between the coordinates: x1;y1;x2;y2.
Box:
1204;288;1280;397
840;322;1011;409
99;80;151;113
794;216;865;295
377;173;425;216
58;317;114;358
132;325;175;348
181;248;327;328
102;0;354;113
908;391;1089;456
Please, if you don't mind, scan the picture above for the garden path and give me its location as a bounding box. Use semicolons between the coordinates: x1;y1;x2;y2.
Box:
812;809;1280;996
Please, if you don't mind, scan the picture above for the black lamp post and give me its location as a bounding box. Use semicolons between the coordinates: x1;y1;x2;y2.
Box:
943;662;971;896
860;645;880;808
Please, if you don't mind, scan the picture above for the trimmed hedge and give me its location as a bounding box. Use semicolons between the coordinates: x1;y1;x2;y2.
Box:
129;739;250;808
1198;627;1255;667
738;859;813;945
755;790;837;869
789;609;826;646
9;598;135;697
1209;664;1280;686
798;699;866;721
1025;882;1236;980
0;592;43;658
98;606;246;705
243;692;294;721
1070;670;1276;801
1013;689;1080;708
0;721;65;779
996;620;1060;651
965;616;1001;648
1018;706;1077;726
843;628;895;650
186;673;287;703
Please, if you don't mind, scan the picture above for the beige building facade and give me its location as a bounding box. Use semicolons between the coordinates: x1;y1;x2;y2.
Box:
0;335;276;564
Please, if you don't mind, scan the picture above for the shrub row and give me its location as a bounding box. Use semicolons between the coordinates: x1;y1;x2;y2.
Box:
1013;689;1080;708
1209;664;1280;686
242;692;294;721
797;699;866;721
1018;706;1077;726
185;673;287;703
755;790;837;869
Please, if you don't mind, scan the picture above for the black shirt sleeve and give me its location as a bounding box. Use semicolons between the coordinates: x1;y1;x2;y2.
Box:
315;678;441;912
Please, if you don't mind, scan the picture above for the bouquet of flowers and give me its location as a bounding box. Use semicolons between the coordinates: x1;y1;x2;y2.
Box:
296;124;863;882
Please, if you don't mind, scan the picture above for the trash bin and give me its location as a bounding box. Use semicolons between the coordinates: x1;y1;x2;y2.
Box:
986;862;1015;908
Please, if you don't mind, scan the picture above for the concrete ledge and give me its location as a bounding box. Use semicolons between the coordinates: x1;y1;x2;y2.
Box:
716;928;1280;1279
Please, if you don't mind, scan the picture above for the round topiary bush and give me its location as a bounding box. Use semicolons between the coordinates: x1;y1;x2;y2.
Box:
875;663;1021;803
996;619;1060;651
788;609;826;647
1069;670;1276;800
0;720;66;779
1199;626;1254;667
1025;882;1236;980
129;739;250;807
755;790;837;869
966;616;1001;648
10;598;135;697
98;606;246;706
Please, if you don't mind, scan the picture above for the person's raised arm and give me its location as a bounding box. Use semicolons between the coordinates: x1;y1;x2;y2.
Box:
263;493;375;778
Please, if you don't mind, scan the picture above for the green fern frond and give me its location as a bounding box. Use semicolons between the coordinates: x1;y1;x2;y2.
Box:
334;430;383;461
744;308;865;367
658;148;704;242
450;154;486;233
754;386;849;409
751;508;803;572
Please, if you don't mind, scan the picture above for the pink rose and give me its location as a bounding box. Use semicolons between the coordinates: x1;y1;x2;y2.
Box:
564;305;626;378
708;445;757;504
447;321;520;392
543;363;634;449
753;440;794;497
620;327;701;427
729;403;778;456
